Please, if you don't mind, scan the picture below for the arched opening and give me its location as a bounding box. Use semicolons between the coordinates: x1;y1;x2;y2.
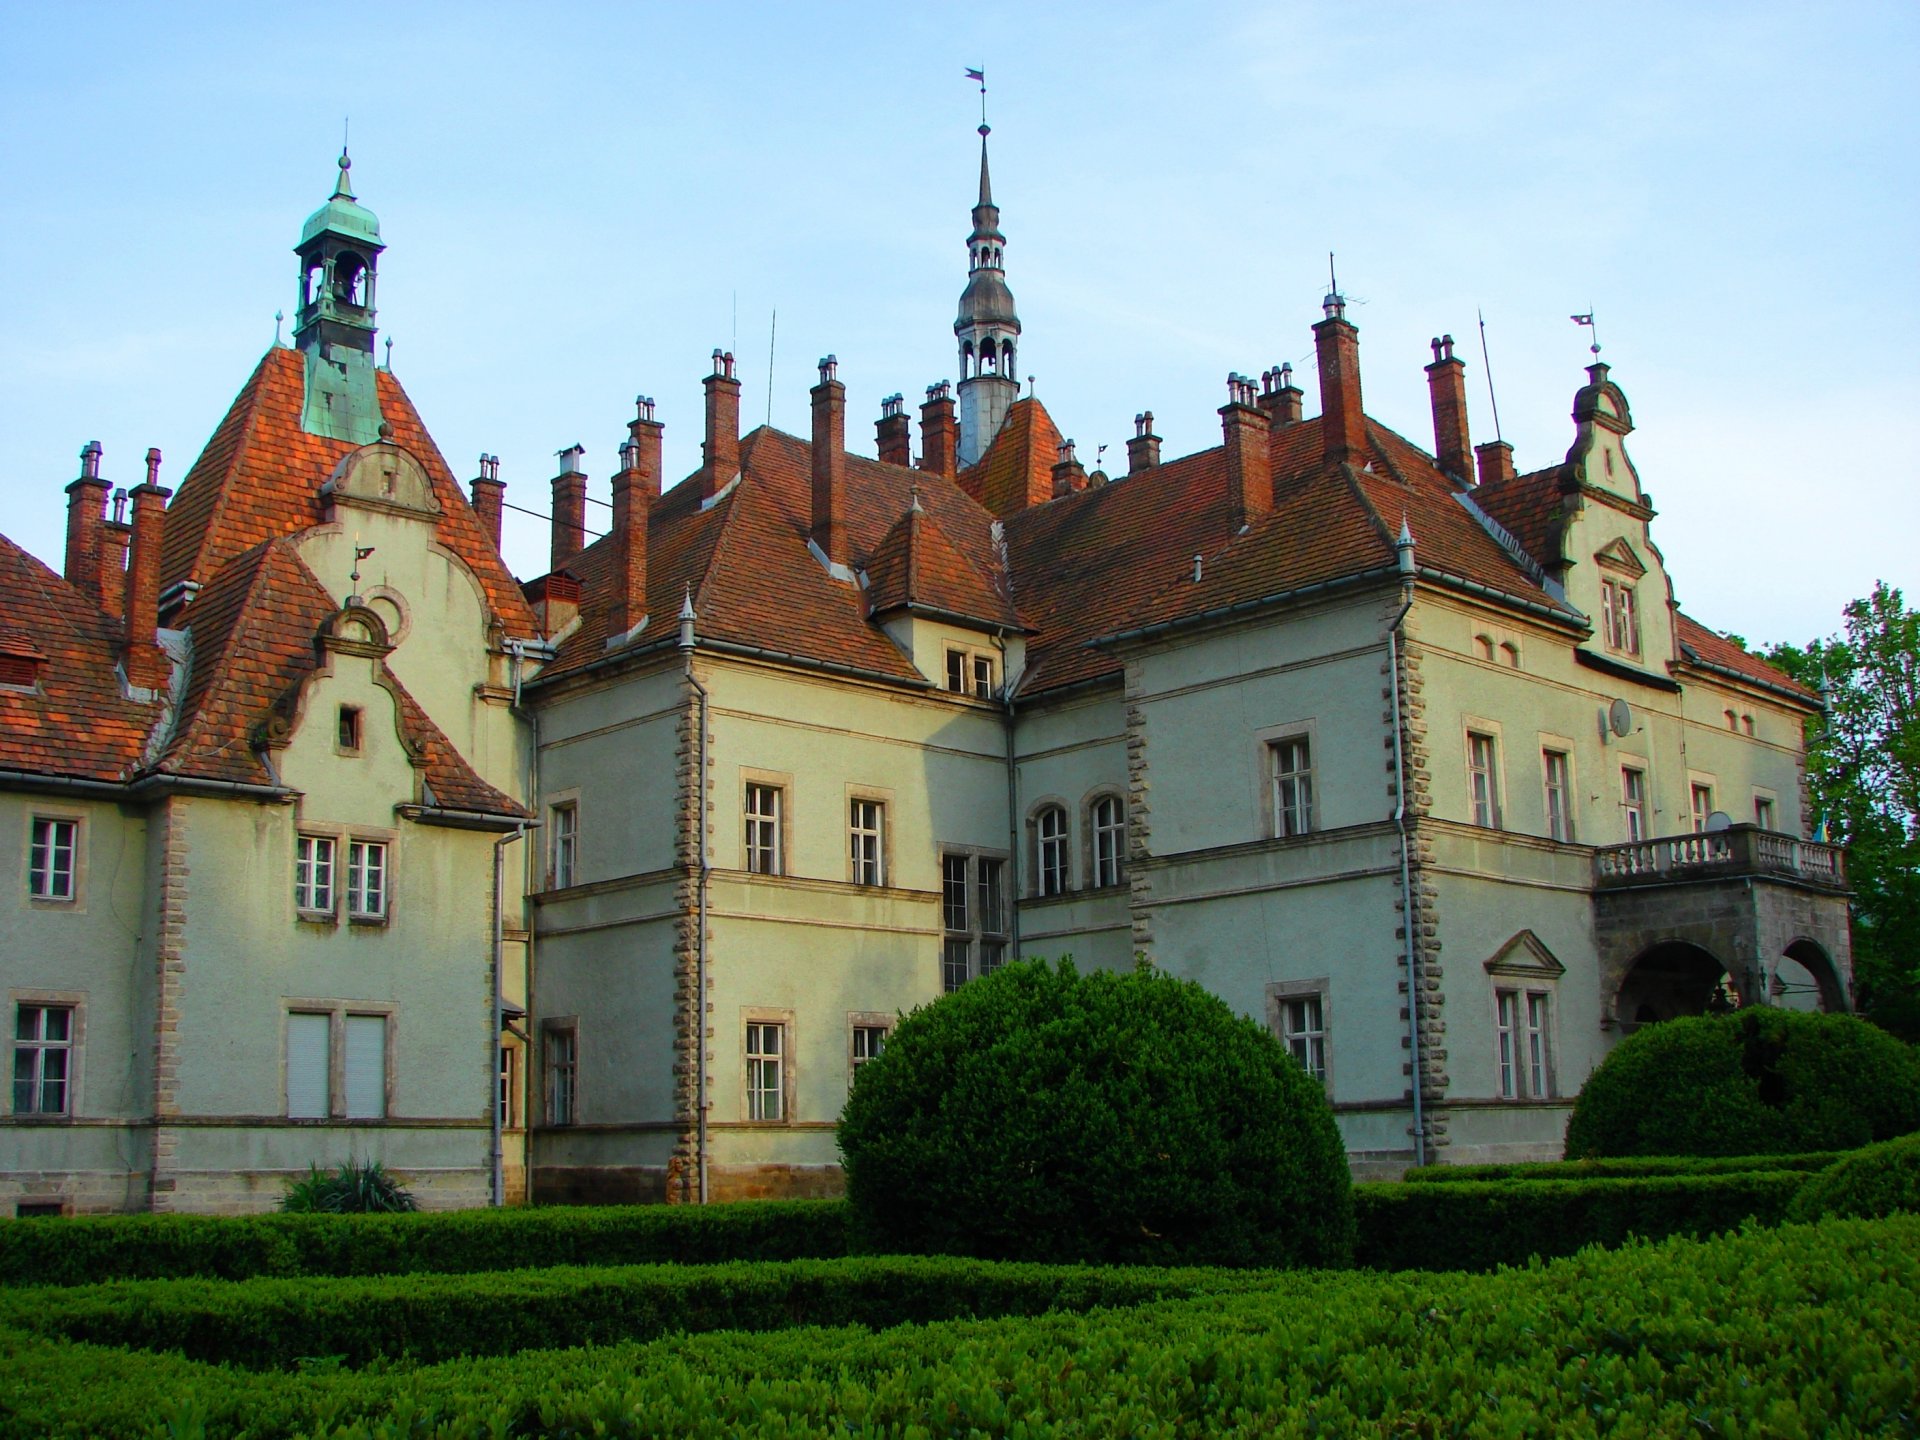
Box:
960;340;975;379
1772;939;1847;1013
981;339;998;375
334;252;367;306
1615;940;1743;1028
1000;339;1016;374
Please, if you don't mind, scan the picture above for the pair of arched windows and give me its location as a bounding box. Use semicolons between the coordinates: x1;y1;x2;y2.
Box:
1031;793;1126;897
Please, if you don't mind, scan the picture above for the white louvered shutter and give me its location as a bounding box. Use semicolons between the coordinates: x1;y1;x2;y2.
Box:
344;1015;387;1119
287;1013;330;1118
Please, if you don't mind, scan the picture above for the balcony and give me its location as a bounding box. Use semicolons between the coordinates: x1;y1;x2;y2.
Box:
1593;825;1846;893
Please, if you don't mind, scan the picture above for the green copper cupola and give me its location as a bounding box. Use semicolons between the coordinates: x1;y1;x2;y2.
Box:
292;149;386;444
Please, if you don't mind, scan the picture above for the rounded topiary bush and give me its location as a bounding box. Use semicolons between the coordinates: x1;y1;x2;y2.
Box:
1564;1009;1920;1159
837;958;1353;1268
1788;1134;1920;1222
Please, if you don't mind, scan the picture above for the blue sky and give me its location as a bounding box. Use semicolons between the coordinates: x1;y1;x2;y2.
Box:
2;2;1913;646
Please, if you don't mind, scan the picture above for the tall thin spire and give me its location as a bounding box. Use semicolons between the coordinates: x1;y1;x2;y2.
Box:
954;97;1021;468
977;128;994;209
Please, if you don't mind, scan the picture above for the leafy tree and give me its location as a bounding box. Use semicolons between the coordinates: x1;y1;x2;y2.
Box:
1767;582;1920;1038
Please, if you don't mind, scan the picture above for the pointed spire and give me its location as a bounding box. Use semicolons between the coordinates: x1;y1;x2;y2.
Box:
332;147;355;200
977;127;994;209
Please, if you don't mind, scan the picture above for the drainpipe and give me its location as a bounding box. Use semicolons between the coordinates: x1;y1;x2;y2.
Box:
489;823;525;1206
508;640;540;1202
678;593;711;1204
1387;523;1426;1169
993;631;1021;959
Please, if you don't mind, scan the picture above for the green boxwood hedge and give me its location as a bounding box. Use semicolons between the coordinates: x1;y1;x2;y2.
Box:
1789;1132;1920;1222
1402;1151;1846;1184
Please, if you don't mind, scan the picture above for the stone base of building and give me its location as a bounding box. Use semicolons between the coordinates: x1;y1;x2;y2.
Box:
531;1161;847;1205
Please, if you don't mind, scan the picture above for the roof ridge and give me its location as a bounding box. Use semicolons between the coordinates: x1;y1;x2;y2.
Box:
1338;461;1399;556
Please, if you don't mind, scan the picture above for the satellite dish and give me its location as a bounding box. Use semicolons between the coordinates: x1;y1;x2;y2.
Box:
1608;698;1634;738
1705;811;1733;833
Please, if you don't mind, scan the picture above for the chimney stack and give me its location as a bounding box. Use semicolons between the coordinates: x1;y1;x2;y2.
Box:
1314;294;1368;464
1127;412;1161;474
810;356;849;569
64;441;110;607
702;349;741;499
1474;440;1515;487
470;454;505;551
918;381;958;480
550;445;587;573
1259;364;1305;427
1425;336;1473;487
1221;374;1274;528
609;397;661;639
101;491;131;621
1050;439;1088;498
124;449;171;694
876;394;912;467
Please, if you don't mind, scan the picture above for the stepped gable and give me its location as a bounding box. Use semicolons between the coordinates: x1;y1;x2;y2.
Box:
864;499;1021;630
1473;463;1574;572
159;347;536;636
956;397;1062;518
1673;613;1817;703
157;536;524;815
0;533;162;781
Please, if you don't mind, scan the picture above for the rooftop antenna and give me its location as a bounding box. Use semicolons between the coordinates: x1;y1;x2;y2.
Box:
1328;251;1338;298
966;66;987;133
765;308;777;429
1571;310;1602;357
1477;307;1505;443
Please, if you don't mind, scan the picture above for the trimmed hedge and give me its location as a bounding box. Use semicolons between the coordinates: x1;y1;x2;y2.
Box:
1;1218;1915;1437
1403;1150;1846;1184
840;959;1354;1268
0;1199;850;1289
1564;1009;1920;1157
1790;1132;1920;1222
1353;1171;1808;1272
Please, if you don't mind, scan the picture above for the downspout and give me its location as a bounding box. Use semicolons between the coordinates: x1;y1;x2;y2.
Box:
1387;524;1426;1169
508;640;540;1202
677;594;711;1205
489;822;525;1206
993;631;1021;959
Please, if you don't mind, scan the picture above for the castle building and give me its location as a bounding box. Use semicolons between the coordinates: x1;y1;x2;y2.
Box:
0;138;1851;1213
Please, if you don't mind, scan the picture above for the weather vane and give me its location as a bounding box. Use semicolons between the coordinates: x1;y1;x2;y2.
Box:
349;533;376;601
966;66;987;134
1571;310;1601;356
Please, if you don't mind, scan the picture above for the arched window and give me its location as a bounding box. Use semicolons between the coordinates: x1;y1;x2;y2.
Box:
1500;642;1521;669
1090;794;1125;889
1474;635;1496;663
1001;339;1016;374
960;340;975;378
1035;805;1069;897
334;252;367;306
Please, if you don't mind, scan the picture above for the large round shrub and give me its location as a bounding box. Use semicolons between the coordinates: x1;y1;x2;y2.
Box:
1788;1134;1920;1222
1564;1009;1920;1158
837;959;1353;1268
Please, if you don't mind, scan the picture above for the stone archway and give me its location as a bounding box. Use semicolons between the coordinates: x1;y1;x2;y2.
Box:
1614;941;1743;1028
1770;938;1848;1013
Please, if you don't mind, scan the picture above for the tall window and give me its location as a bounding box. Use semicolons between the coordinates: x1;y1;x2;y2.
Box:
1602;580;1641;656
343;1014;387;1119
1279;995;1326;1085
1090;795;1126;888
546;1025;577;1125
295;835;336;914
1754;796;1776;831
286;1012;331;1119
287;1010;387;1120
850;799;885;886
498;1044;520;1128
851;1025;888;1082
1526;993;1551;1097
347;840;388;920
1035;806;1069;896
1269;738;1314;837
943;852;1007;991
746;1021;784;1121
1496;990;1553;1098
549;803;578;890
12;1005;73;1115
744;784;782;875
1690;784;1715;834
1542;750;1573;842
1621;767;1648;842
28;818;77;901
337;705;362;753
1468;732;1501;828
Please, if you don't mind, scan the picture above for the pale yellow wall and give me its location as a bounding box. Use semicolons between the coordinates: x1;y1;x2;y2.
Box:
535;665;684;884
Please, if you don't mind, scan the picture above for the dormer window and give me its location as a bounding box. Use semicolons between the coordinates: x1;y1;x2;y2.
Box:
944;647;997;700
337;705;363;754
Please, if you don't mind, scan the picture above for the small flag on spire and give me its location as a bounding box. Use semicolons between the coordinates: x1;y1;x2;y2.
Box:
965;67;985;82
1571;313;1594;326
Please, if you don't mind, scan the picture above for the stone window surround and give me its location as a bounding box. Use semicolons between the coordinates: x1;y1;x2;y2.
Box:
1025;796;1072;898
1081;788;1127;891
282;999;396;1122
845;785;893;888
740;1006;796;1125
24;808;87;911
1462;716;1507;830
1264;977;1332;1097
1251;718;1318;841
1687;769;1719;833
1491;984;1558;1101
847;1010;893;1088
544;788;582;892
738;767;794;877
940;846;1010;989
543;1016;579;1127
6;988;86;1119
293;818;398;926
1537;731;1578;844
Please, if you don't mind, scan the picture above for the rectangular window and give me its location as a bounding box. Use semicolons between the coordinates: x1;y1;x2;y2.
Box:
851;1024;887;1078
549;803;578;890
1755;796;1776;831
1542;750;1573;842
295;835;336;914
1035;807;1069;896
943;852;1008;991
746;1021;784;1122
12;1004;73;1116
1468;732;1501;828
343;1014;387;1119
1622;767;1648;842
945;648;967;693
971;654;995;700
744;784;782;876
944;648;997;699
1090;795;1126;889
1603;580;1641;656
1495;990;1518;1098
1691;784;1715;834
498;1044;519;1128
546;1026;577;1126
337;705;362;753
347;840;388;920
287;1011;331;1118
1497;989;1554;1099
850;799;885;886
1279;995;1326;1085
1526;992;1552;1098
1269;738;1314;838
28;818;77;901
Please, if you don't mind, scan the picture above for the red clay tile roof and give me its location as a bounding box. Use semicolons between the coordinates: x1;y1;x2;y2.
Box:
957;397;1063;518
1473;464;1574;573
160;348;536;636
865;501;1022;630
1674;612;1818;704
0;533;164;781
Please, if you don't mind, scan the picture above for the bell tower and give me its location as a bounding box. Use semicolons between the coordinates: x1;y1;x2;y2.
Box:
293;149;386;444
954;122;1021;467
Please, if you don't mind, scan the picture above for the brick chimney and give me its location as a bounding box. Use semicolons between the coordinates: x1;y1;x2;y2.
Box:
1425;336;1473;487
1475;440;1515;487
702;349;741;499
1314;296;1367;464
1126;412;1161;474
101;493;130;621
810;356;849;569
1050;439;1088;498
610;398;662;638
64;441;109;606
124;449;171;694
522;572;580;637
550;445;587;573
470;454;505;551
876;394;912;467
1221;375;1273;528
1259;364;1305;427
918;381;957;480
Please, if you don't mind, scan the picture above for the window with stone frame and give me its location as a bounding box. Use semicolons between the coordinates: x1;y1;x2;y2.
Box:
1034;805;1069;896
943;646;998;700
545;1022;578;1126
1601;579;1641;657
849;798;886;886
346;839;388;921
744;782;783;876
1467;731;1502;828
295;834;337;915
745;1019;786;1122
1266;979;1331;1091
12;1003;74;1116
548;802;578;890
1621;765;1649;842
1542;749;1574;842
1089;793;1126;889
850;1020;889;1086
27;817;78;902
1690;783;1716;834
1495;988;1555;1099
1268;737;1314;837
942;851;1008;991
